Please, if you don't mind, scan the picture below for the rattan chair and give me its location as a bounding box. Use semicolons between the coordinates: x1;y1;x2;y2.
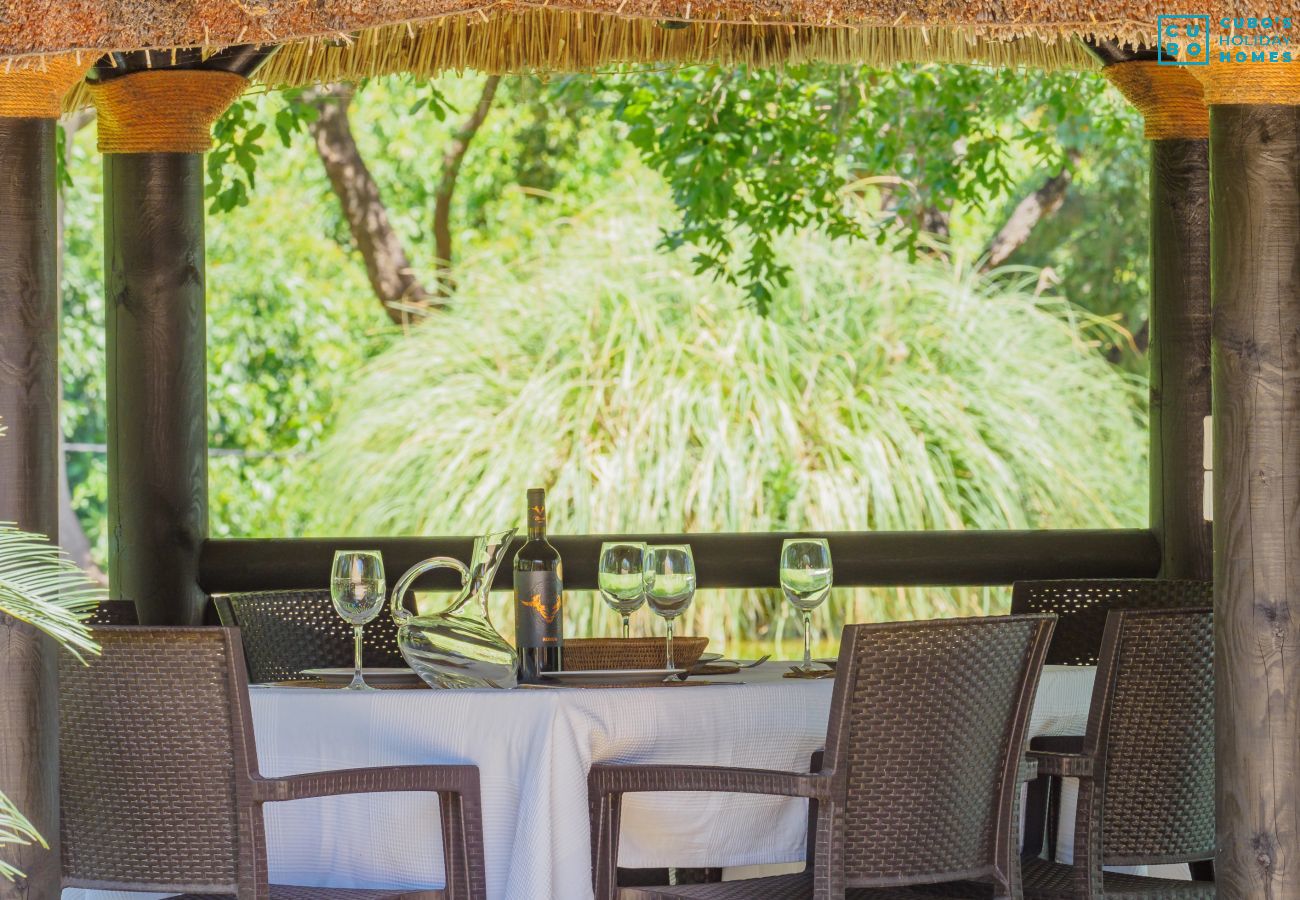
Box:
1020;608;1214;899
86;599;140;626
1009;580;1210;667
1011;580;1212;866
588;615;1056;900
213;589;408;682
60;626;487;900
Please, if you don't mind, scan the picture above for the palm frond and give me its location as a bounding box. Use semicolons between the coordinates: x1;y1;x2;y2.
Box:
0;524;103;661
0;791;47;882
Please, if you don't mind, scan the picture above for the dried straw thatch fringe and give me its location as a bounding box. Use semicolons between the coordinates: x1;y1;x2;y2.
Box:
88;70;248;152
0;53;90;117
1104;61;1207;140
52;11;1097;112
1192;54;1300;105
253;11;1098;85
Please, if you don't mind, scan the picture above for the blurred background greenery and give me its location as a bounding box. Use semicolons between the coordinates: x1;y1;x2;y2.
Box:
57;64;1151;656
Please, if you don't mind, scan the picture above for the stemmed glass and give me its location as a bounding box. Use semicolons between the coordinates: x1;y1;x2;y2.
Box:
780;539;833;672
330;550;387;691
599;542;649;639
645;544;696;669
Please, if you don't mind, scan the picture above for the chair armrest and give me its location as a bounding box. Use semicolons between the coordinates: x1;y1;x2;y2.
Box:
1026;750;1093;779
254;764;479;802
1019;757;1038;783
1029;735;1085;755
588;763;831;801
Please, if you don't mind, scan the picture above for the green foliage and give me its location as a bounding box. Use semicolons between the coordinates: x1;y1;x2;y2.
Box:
207;89;318;213
301;190;1146;649
603;64;1143;308
0;793;44;883
59;95;391;555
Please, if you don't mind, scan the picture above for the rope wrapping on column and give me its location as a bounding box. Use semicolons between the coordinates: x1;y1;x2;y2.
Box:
0;55;91;118
1104;61;1208;140
88;70;248;154
1191;57;1300;105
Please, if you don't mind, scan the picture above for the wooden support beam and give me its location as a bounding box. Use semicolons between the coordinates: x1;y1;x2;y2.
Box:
0;54;87;899
90;47;272;625
0;117;58;539
1095;56;1211;581
102;152;211;625
1208;101;1300;896
199;529;1161;594
1148;137;1211;580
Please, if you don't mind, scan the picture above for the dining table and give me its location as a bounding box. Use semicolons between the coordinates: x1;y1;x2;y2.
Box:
65;662;1129;900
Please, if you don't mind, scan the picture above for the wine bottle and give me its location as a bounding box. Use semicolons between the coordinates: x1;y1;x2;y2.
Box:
514;487;564;682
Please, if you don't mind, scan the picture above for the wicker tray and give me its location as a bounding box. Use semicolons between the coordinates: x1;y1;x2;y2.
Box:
562;637;708;671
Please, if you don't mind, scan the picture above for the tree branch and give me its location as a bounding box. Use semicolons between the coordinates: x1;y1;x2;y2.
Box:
433;75;500;296
307;84;440;324
981;151;1081;272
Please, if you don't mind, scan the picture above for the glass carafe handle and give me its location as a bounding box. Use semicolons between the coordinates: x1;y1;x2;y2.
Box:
389;557;471;625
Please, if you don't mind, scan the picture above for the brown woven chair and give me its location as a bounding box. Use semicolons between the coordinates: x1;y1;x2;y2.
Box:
213;590;408;682
1018;608;1214;899
1009;580;1210;667
86;599;140;626
1011;581;1211;865
588;615;1056;900
60;626;487;899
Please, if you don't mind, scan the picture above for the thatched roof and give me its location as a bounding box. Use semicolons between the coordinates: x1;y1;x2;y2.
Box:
0;2;1265;79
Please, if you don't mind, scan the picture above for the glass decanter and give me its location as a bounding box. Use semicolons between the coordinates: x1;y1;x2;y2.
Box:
389;528;519;689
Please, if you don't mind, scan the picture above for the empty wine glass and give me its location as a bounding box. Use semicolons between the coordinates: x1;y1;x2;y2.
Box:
330;550;386;691
780;539;832;672
645;544;696;669
599;542;648;639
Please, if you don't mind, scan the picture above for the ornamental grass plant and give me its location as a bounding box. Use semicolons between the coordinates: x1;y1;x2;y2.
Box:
304;188;1146;651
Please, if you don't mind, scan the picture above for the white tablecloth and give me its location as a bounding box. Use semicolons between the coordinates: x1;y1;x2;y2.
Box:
66;663;1097;900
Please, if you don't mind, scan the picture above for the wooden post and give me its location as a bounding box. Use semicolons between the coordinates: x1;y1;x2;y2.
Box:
1099;58;1212;581
1148;138;1211;580
1197;64;1300;896
0;57;89;900
88;48;270;625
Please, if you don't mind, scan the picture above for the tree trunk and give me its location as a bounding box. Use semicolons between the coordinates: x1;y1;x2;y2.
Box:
308;84;439;325
981;152;1080;271
433;75;500;295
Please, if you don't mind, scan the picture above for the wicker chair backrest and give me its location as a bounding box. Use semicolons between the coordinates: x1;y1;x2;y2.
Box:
1010;579;1210;666
823;615;1053;887
213;589;406;682
1090;608;1214;866
60;627;254;893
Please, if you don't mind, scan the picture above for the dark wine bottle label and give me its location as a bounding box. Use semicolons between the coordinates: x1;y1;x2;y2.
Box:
515;570;563;648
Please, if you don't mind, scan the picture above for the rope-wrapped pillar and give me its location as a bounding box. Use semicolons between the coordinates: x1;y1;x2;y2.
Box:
1102;61;1211;580
1192;61;1300;897
0;55;90;900
87;50;266;626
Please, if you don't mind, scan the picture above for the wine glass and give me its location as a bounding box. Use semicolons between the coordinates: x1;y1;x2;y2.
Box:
599;542;648;639
330;550;386;691
645;544;696;669
780;539;832;672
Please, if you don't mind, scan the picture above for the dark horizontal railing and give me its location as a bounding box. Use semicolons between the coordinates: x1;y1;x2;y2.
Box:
198;529;1160;594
